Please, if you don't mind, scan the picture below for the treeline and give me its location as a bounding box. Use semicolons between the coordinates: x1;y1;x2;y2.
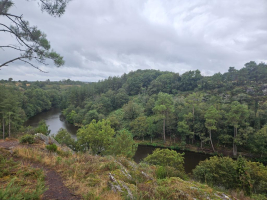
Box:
0;81;65;138
61;61;267;157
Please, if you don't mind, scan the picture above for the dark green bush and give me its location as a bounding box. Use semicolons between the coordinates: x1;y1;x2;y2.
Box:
19;134;35;144
46;144;57;152
193;156;237;189
193;156;267;196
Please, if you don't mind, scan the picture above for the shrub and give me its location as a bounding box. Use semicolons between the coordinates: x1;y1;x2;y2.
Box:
144;148;186;179
107;129;138;158
193;156;267;195
35;120;50;136
193;156;237;189
19;134;35;144
54;128;77;151
46;144;57;152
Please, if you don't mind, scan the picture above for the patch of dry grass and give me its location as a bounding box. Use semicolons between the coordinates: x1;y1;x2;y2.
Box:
12;145;260;200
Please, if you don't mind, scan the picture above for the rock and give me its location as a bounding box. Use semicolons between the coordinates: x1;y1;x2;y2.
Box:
35;133;60;145
108;173;133;199
34;133;73;153
141;171;153;180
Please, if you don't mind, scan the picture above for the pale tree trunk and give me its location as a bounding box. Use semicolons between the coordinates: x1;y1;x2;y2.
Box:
2;116;5;140
192;104;195;144
200;140;203;149
8;113;10;138
209;129;215;152
163;118;166;143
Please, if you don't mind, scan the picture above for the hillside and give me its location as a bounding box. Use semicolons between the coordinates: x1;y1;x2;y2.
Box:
0;138;256;200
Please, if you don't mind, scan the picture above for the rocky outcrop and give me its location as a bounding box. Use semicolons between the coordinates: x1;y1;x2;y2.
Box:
34;133;73;153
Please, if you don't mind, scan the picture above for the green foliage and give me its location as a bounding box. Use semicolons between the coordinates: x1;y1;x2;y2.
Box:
193;156;238;188
144;148;185;172
193;156;267;195
0;152;46;200
130;116;148;140
19;134;35;144
46;144;57;152
54;128;77;151
35;120;50;136
252;125;267;156
77;119;115;154
108;129;138;158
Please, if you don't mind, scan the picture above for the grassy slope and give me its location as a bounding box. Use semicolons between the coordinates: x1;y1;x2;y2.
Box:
0;148;46;200
10;143;253;200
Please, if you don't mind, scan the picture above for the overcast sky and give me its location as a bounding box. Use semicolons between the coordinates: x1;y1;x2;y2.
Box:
0;0;267;82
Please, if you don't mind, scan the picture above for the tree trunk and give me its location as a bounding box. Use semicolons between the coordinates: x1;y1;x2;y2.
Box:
163;118;166;143
150;137;152;143
8;113;10;138
233;127;237;157
2;116;5;140
192;105;195;144
201;140;203;149
209;129;215;152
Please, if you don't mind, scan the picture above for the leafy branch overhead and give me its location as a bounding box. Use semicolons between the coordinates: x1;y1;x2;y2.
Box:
0;0;70;71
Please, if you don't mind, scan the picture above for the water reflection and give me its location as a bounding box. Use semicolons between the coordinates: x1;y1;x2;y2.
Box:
25;108;78;138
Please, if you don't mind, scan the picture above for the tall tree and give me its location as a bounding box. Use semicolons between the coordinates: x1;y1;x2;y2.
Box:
153;92;174;143
226;101;249;157
204;106;221;152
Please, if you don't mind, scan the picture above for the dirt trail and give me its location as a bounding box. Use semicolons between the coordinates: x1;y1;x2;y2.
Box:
0;139;81;200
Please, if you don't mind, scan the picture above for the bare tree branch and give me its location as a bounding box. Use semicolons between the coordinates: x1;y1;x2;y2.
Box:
0;45;27;52
19;58;48;73
0;56;27;67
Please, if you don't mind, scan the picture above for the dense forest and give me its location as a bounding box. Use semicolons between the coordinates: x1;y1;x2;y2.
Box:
60;61;267;157
1;61;267;199
1;61;267;158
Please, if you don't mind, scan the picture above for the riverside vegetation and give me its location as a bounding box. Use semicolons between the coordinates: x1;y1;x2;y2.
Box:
1;61;267;199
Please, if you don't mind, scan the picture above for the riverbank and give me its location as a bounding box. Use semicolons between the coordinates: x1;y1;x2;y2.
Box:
134;139;267;162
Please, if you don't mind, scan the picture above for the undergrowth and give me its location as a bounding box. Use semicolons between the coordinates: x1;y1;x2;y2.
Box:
0;149;46;200
12;145;261;200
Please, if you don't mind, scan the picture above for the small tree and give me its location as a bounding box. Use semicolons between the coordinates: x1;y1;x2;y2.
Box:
77;119;115;154
130;116;148;140
108;129;138;158
35;120;50;136
54;128;77;151
144;148;184;172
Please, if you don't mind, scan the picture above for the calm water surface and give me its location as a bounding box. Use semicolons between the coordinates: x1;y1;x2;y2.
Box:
25;108;78;137
26;109;210;173
133;145;211;173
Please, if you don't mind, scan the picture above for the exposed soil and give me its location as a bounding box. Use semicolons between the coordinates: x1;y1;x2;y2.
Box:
0;139;81;200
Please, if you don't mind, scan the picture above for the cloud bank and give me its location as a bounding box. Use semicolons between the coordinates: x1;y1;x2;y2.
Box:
0;0;267;81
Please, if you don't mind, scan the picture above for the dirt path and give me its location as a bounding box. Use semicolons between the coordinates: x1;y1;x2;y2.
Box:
0;139;81;200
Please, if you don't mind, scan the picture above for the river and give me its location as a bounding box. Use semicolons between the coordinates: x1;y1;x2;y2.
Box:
26;108;211;173
25;108;78;137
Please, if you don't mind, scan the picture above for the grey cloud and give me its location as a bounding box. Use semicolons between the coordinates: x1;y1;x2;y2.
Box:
0;0;267;81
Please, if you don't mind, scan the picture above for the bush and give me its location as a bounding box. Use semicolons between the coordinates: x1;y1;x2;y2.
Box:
19;134;35;144
193;156;267;196
46;144;57;152
54;128;77;151
193;156;237;189
144;148;186;179
35;120;50;136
